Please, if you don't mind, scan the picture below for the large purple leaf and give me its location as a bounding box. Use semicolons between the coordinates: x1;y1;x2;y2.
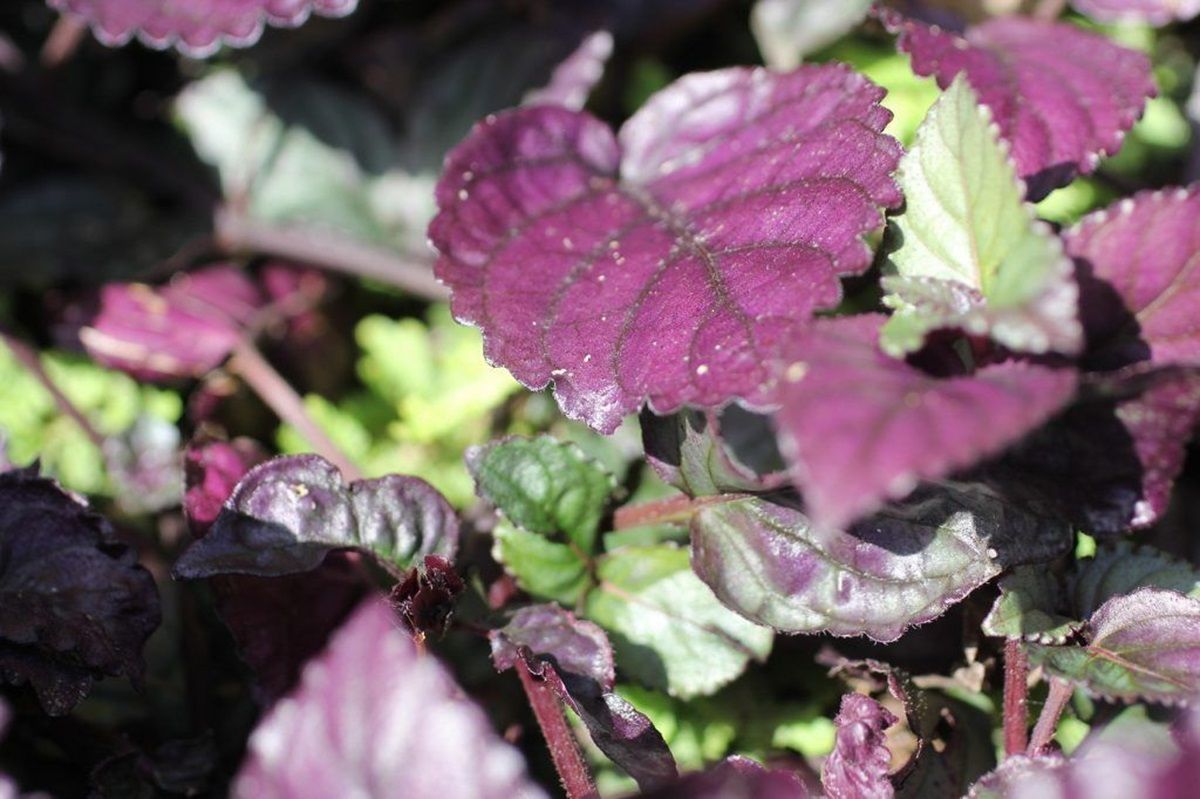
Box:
691;484;1072;641
490;604;677;790
80;264;263;382
1072;0;1200;23
823;693;896;799
773;315;1078;529
175;454;457;578
232;599;546;799
522;31;614;112
879;10;1155;199
1026;588;1200;703
0;467;160;715
49;0;358;58
430;64;902;433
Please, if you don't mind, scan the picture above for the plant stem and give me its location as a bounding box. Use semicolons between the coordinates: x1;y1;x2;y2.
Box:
40;14;88;68
1003;638;1029;756
0;330;107;451
1028;677;1073;756
215;206;449;302
612;493;743;530
228;339;363;481
515;660;597;799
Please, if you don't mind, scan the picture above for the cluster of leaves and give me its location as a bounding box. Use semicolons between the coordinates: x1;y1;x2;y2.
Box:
2;0;1200;797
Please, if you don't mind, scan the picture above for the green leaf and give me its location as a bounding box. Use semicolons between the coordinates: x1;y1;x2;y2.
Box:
882;75;1081;357
981;568;1080;643
492;521;593;605
585;546;773;699
469;436;615;554
1071;542;1200;617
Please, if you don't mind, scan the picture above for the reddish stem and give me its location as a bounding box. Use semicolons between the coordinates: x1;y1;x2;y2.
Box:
40;14;88;68
613;493;742;530
228;339;363;481
1028;677;1073;756
515;660;597;799
1003;638;1029;756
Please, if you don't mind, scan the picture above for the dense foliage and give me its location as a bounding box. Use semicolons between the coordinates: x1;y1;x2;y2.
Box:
1;0;1199;796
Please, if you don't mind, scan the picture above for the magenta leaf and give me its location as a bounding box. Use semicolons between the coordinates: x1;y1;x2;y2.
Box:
174;454;457;578
636;756;813;798
691;485;1072;641
430;64;902;432
523;31;614;111
1026;588;1200;703
80;265;263;382
823;693;897;799
49;0;359;58
879;10;1155;199
1072;0;1200;23
774;315;1078;529
491;604;677;790
0;467;160;715
182;438;369;704
232;599;547;799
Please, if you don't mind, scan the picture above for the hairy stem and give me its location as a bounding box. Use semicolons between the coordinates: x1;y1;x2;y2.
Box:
1028;677;1073;756
613;493;743;530
1003;638;1029;756
516;660;597;799
228;339;363;481
215;207;449;301
1;330;107;451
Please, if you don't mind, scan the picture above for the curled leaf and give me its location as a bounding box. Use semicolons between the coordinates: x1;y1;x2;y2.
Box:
823;694;897;799
430;64;902;432
49;0;359;58
0;467;160;715
175;454;457;578
642;409;783;497
233;600;546;799
523;31;614;111
389;555;465;639
774;315;1078;529
691;485;1071;642
879;10;1155;199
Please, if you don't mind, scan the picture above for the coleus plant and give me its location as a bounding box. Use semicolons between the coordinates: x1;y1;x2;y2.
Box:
3;0;1200;797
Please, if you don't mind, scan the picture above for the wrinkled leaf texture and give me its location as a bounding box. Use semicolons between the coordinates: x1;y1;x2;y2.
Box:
822;693;896;799
49;0;359;58
879;9;1155;199
431;64;902;433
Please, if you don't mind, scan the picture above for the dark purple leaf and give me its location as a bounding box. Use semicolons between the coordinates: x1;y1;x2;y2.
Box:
389;555;465;639
80;265;263;382
0;467;160;715
691;485;1072;641
823;693;897;799
232;599;547;799
878;9;1155;199
523;31;614;111
49;0;359;58
635;756;813;799
773;315;1078;529
430;65;902;433
174;454;458;578
1072;0;1200;23
1026;587;1200;703
490;604;677;790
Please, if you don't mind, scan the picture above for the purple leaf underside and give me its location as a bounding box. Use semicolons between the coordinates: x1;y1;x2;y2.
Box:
774;314;1078;529
49;0;359;58
881;10;1155;199
1072;0;1200;24
523;30;614;112
233;600;546;799
430;64;902;433
490;604;678;790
